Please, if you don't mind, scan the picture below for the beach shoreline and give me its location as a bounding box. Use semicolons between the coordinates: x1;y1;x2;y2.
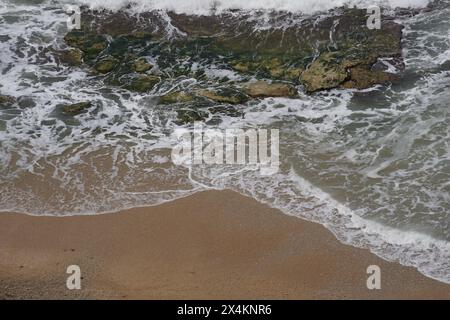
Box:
0;190;448;300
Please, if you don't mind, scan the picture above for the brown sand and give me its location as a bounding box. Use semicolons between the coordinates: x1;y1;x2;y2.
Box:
0;190;449;300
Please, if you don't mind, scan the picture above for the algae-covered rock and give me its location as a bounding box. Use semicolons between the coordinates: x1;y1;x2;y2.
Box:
126;75;160;92
63;30;86;48
64;30;107;60
62;102;92;115
176;109;209;124
58;49;83;66
159;91;195;104
62;7;406;94
17;96;36;109
342;66;397;89
300;52;349;92
86;42;107;59
231;61;254;73
230;58;304;82
0;35;11;42
0;94;16;107
197;88;249;104
242;81;297;98
133;58;153;73
95;56;119;74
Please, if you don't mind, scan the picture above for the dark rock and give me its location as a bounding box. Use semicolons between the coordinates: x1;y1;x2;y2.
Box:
95;56;119;74
0;35;11;42
209;105;243;118
342;66;397;90
300;52;349;92
441;60;450;71
176;109;209;124
17;96;36;109
133;58;153;73
197;88;249;104
41;119;57;126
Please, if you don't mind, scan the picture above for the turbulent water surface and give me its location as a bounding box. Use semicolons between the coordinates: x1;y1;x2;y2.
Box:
0;0;449;283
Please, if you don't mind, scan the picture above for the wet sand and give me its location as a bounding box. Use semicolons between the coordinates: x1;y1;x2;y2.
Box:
0;190;449;299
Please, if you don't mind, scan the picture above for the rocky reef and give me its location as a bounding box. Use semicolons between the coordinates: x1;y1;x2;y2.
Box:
59;7;407;123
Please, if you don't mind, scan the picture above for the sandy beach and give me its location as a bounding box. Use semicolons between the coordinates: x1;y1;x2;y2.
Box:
0;190;448;300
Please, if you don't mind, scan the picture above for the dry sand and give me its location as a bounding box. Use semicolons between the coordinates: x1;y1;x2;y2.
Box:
0;190;449;299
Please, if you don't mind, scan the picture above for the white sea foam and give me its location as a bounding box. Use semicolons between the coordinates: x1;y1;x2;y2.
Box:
63;0;430;14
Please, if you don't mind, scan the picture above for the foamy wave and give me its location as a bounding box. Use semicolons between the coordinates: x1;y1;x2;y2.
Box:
63;0;430;14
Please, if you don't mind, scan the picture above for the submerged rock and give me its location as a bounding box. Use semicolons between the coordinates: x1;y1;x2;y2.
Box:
0;35;11;42
95;56;120;74
159;91;195;104
64;30;107;61
176;109;209;124
62;7;406;96
0;94;16;107
62;102;92;115
133;58;153;73
231;58;303;82
197;88;249;104
242;81;297;98
58;49;83;66
126;75;160;92
300;52;349;92
341;65;397;89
